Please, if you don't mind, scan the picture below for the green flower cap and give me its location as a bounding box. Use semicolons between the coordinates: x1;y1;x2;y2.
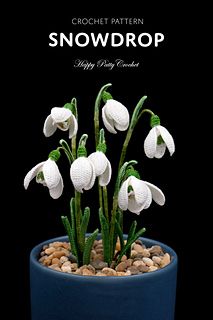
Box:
97;142;107;153
77;146;87;157
150;114;160;127
102;91;113;103
48;149;61;162
124;167;140;180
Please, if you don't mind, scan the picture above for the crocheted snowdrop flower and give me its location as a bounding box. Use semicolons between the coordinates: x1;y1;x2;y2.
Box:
144;115;175;159
24;159;63;199
88;151;112;186
43;107;78;138
118;176;165;215
102;99;130;134
70;157;96;193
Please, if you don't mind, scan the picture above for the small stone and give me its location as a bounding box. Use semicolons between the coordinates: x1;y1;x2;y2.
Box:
137;265;149;273
121;255;127;262
61;265;72;273
39;256;48;263
125;270;131;276
43;244;49;250
60;256;69;264
91;260;108;270
53;251;67;259
110;261;116;269
93;240;99;247
133;244;144;253
71;263;78;271
131;250;138;258
127;266;139;275
43;258;52;266
149;245;164;256
62;261;71;267
93;253;104;261
68;253;78;263
135;239;143;246
61;248;70;257
102;267;117;276
133;260;146;268
116;262;127;272
141;249;151;258
152;256;162;265
126;259;133;267
52;241;64;248
95;248;104;254
148;266;158;272
45;247;55;255
48;264;61;271
74;268;82;275
160;253;171;268
116;241;121;251
96;272;107;276
51;258;61;266
116;272;126;276
82;269;94;276
142;257;154;266
62;242;70;250
80;264;95;274
40;251;45;257
90;249;96;259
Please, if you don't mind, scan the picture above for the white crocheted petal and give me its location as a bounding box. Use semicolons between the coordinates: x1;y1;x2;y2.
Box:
118;178;130;211
49;176;64;199
102;106;117;134
127;196;145;215
51;107;72;123
155;143;167;159
144;127;158;158
105;99;130;129
84;161;96;190
70;157;93;193
144;181;165;206
43;159;61;189
143;187;152;209
88;152;108;176
43;115;57;137
114;121;129;131
129;176;148;206
157;125;175;156
99;159;112;186
69;115;78;139
24;162;45;189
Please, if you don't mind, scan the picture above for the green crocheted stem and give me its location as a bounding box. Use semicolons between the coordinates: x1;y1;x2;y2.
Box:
102;91;113;103
77;146;87;157
48;149;61;161
150;114;160;127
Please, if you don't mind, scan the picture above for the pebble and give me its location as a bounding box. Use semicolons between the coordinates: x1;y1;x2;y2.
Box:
160;253;171;267
102;268;117;276
52;258;61;266
127;266;139;275
116;262;127;272
91;260;108;270
152;256;162;265
61;265;72;273
149;245;164;256
142;257;154;267
60;256;69;264
148;266;158;272
133;260;146;268
39;240;171;276
133;244;144;253
116;241;121;251
45;247;55;255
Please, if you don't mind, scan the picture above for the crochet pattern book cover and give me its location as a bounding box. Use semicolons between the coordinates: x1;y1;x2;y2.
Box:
12;8;195;320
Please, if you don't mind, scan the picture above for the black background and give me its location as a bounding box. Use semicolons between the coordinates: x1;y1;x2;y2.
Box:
9;6;201;320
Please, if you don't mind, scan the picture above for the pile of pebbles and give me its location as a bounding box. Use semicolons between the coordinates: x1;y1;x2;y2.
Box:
39;239;171;276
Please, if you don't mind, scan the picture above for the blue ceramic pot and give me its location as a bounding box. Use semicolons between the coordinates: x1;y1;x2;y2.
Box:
30;235;177;320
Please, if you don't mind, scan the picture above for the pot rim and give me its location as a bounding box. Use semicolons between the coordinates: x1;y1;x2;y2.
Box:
30;235;178;281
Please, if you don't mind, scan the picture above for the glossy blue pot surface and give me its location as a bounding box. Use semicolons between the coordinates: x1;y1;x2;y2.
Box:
30;235;178;320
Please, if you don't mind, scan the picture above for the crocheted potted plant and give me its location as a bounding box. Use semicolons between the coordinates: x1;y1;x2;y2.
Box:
25;83;177;320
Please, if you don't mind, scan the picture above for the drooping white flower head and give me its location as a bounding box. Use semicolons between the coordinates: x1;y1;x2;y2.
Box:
144;115;175;158
102;99;130;134
24;158;63;199
43;107;78;139
88;151;112;186
118;176;165;215
70;157;96;193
